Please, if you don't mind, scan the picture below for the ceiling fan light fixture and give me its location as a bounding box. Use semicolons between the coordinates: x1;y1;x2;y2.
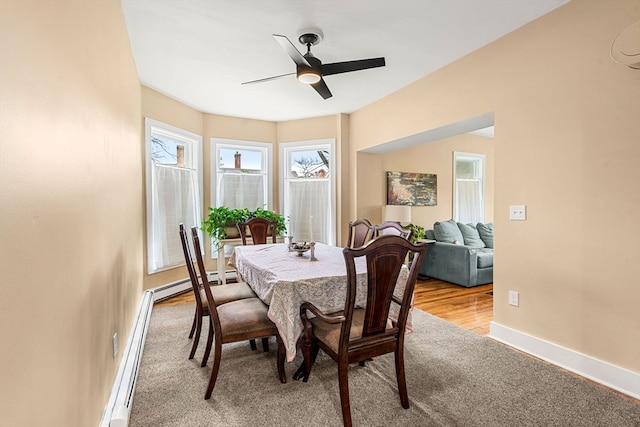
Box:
297;70;321;84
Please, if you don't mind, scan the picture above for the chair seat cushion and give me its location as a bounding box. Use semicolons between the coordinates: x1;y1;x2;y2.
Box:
200;282;256;308
217;298;277;340
309;309;394;354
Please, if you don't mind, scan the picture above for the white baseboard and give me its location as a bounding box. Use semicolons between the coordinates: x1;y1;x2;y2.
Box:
100;290;154;427
489;321;640;400
100;276;199;427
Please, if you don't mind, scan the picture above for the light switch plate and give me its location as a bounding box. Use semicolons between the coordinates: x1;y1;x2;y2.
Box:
509;205;526;220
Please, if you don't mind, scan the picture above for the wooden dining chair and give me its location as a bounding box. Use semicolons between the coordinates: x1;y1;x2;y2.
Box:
346;218;374;248
372;221;412;241
179;224;257;366
235;216;278;352
191;227;287;399
237;217;278;246
298;235;427;427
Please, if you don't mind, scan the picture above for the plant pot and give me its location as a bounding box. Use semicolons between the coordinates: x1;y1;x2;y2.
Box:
224;225;240;239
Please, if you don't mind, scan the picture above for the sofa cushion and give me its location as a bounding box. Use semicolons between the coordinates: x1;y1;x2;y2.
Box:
424;229;436;240
433;219;464;244
457;223;486;248
476;249;494;268
476;222;494;248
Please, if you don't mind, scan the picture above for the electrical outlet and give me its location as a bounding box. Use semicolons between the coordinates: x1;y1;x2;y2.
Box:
509;205;526;220
508;291;519;307
112;333;118;358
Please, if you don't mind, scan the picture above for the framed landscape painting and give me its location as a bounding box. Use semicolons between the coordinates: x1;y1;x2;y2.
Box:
386;171;437;206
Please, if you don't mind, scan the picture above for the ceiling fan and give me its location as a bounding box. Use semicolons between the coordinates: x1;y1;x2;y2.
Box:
241;29;386;99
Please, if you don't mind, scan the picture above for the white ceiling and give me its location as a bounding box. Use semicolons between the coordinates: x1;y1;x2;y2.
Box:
121;0;568;123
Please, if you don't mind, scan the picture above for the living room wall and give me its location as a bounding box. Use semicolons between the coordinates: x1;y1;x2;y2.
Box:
0;2;142;425
379;133;495;230
350;0;640;375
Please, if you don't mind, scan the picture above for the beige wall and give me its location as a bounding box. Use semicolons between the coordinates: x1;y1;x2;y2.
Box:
0;1;143;426
379;134;495;229
350;0;640;371
2;1;637;425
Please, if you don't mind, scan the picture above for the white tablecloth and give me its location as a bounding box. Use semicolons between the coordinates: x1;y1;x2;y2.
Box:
229;243;409;362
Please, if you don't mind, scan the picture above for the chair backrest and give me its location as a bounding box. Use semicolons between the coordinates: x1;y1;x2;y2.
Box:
179;224;205;310
237;217;277;246
341;235;426;351
347;218;373;248
372;221;412;241
190;227;220;311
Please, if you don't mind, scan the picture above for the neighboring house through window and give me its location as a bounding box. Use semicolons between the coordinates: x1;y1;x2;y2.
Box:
145;118;203;274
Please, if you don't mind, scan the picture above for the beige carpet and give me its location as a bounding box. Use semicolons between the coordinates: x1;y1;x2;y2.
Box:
129;304;639;426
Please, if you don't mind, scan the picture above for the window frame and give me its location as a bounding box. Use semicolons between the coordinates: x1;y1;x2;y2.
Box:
280;138;336;245
145;118;203;274
210;138;273;211
453;151;485;224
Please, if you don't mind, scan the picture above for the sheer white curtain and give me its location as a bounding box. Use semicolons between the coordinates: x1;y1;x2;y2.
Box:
288;180;330;243
218;173;264;210
150;164;201;271
457;180;482;224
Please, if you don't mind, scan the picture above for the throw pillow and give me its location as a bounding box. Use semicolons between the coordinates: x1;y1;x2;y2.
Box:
476;222;494;248
433;219;464;244
457;223;486;248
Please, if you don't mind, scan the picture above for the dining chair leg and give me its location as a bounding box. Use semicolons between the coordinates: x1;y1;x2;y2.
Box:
200;318;214;367
338;361;353;427
189;313;202;360
296;337;319;382
261;337;269;352
204;339;222;400
276;335;286;383
395;346;409;409
188;310;197;339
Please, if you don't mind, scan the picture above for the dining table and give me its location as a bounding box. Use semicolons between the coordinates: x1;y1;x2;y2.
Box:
228;242;411;362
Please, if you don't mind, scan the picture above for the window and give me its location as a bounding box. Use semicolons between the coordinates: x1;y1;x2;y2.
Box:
453;152;485;224
145;118;203;274
280;139;335;245
211;138;272;211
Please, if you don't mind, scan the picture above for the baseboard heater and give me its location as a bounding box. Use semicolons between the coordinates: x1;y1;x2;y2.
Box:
100;277;195;427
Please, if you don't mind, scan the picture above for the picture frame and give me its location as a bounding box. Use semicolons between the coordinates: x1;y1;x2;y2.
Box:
386;171;437;206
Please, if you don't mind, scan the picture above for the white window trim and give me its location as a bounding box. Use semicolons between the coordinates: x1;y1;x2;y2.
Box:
210;138;273;210
453;151;485;224
279;138;336;245
145;118;203;274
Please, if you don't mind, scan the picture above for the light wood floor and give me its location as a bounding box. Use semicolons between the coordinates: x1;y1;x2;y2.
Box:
156;276;493;336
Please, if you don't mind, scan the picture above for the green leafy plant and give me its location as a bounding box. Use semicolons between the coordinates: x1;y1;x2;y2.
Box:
202;206;286;250
405;223;425;245
202;206;250;247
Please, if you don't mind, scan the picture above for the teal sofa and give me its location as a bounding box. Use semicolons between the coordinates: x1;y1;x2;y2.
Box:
419;220;494;288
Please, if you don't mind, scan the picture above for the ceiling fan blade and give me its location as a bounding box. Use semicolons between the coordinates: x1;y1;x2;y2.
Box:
273;34;310;67
322;57;386;76
241;72;296;85
311;78;332;99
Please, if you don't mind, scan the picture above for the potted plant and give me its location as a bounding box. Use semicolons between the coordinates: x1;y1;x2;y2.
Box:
202;206;287;251
405;223;425;245
202;206;250;249
405;223;425;266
